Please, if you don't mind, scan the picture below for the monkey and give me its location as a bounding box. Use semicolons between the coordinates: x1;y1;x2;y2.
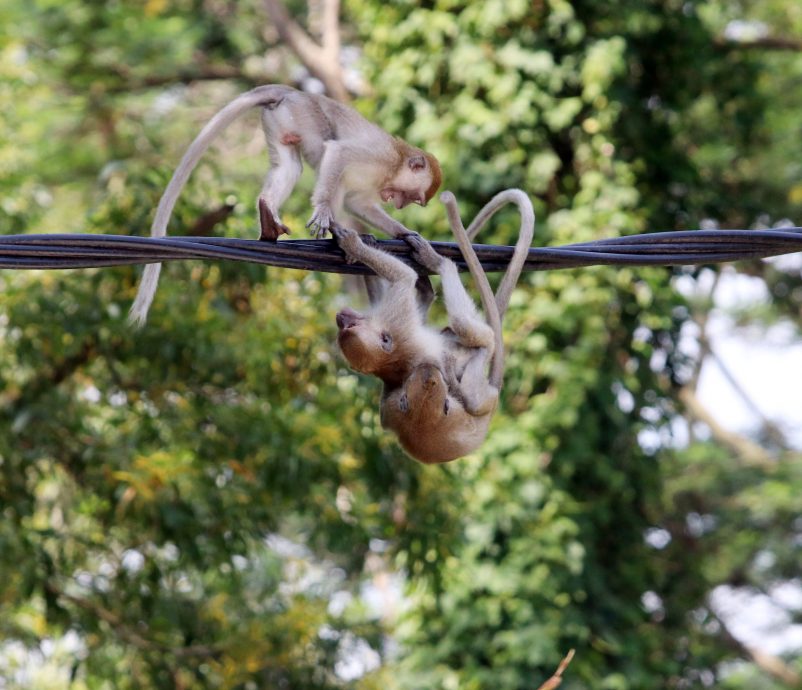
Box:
128;84;442;327
333;189;534;463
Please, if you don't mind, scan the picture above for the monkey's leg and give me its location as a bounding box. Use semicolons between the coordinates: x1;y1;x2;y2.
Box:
258;137;303;241
440;272;495;353
453;350;498;416
439;261;495;351
404;233;494;350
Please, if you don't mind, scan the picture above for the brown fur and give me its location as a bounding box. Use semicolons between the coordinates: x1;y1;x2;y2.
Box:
381;364;494;464
424;153;442;203
333;190;536;464
332;225;497;463
337;325;422;389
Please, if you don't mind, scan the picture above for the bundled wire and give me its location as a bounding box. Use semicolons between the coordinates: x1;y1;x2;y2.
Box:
1;228;801;274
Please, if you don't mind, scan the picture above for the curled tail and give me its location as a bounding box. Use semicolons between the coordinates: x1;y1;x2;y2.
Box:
440;189;535;389
128;84;294;327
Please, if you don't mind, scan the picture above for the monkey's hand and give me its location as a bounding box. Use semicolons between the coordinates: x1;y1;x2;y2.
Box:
358;233;379;248
404;233;444;272
331;225;365;263
306;204;337;239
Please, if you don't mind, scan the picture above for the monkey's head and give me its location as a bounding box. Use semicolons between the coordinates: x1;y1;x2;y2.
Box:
381;363;489;463
336;308;408;385
381;146;442;210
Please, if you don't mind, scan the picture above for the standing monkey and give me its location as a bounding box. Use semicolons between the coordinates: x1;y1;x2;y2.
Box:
129;84;442;326
334;190;534;463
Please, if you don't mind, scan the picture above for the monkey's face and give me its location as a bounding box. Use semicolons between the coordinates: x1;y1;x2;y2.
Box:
380;364;468;462
336;308;395;375
381;152;442;209
386;363;459;427
397;363;450;417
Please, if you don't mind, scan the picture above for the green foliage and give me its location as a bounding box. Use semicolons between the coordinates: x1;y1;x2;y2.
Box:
348;2;802;688
1;0;801;688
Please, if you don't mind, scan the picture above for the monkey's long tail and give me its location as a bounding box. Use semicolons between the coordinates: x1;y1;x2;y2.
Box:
128;84;294;327
441;192;504;379
464;189;535;320
441;189;535;389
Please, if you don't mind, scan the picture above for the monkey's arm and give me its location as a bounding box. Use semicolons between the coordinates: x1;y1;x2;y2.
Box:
363;272;432;319
308;141;349;237
357;230;432;314
348;201;416;239
332;226;419;286
310;142;398;238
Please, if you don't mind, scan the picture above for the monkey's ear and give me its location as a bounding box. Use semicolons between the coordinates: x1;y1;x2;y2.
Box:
408;155;426;171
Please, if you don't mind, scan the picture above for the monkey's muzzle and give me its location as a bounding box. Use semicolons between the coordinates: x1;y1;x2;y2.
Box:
409;363;446;392
336;308;363;330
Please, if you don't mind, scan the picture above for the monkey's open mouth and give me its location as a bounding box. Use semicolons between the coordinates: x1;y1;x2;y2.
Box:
380;186;426;208
379;190;400;208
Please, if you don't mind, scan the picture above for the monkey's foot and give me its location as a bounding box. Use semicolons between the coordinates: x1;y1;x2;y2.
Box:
258;199;291;242
403;232;444;271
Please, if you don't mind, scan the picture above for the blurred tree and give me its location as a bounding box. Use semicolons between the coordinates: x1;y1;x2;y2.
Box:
0;0;800;689
349;1;802;688
0;2;437;688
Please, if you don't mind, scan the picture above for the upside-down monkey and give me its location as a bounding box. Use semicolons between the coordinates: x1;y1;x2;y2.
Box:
129;84;442;326
334;190;534;463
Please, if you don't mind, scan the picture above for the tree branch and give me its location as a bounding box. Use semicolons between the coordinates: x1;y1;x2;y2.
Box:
705;346;789;449
263;0;348;102
716;35;802;52
0;339;96;411
709;607;801;687
687;271;719;391
189;203;237;236
320;0;342;63
688;272;789;451
46;581;221;659
535;649;575;690
105;65;259;94
677;386;775;468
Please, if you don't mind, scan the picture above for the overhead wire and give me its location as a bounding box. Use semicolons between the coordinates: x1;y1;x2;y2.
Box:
1;228;801;274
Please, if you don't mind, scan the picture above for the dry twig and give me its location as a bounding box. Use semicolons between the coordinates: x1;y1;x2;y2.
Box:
536;649;575;690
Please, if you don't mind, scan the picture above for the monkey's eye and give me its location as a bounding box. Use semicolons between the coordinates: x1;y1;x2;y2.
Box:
408;155;426;171
380;331;393;352
443;398;450;416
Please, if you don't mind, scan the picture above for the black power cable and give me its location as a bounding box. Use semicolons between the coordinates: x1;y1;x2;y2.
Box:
1;228;801;273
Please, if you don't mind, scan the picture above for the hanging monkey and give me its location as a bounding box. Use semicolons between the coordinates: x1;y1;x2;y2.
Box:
129;84;442;326
334;190;534;462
